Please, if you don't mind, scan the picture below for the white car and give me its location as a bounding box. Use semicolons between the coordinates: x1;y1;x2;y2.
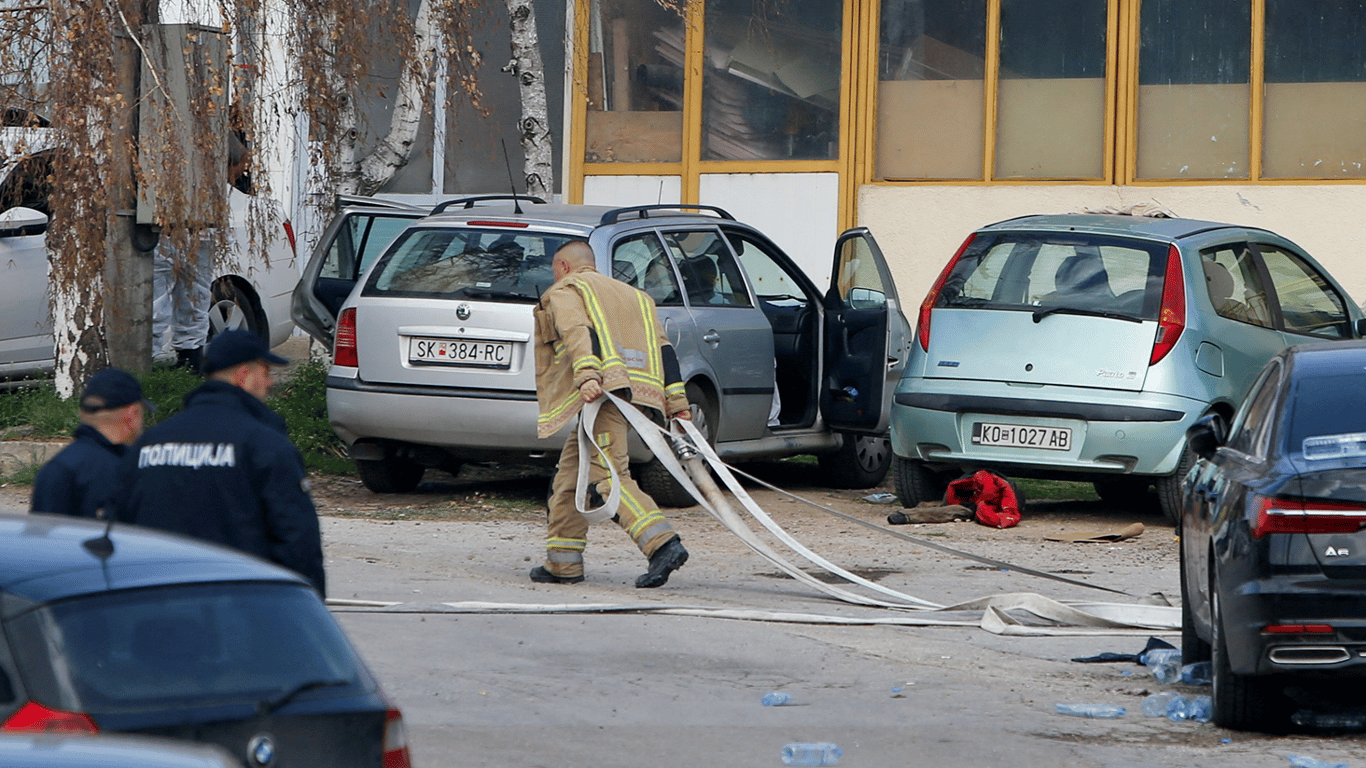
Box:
0;126;297;384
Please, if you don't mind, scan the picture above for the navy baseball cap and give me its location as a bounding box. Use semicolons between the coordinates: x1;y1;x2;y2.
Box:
80;368;153;412
202;329;289;375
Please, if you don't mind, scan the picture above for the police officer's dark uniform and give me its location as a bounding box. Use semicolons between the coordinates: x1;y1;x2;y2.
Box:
31;369;150;518
116;330;326;595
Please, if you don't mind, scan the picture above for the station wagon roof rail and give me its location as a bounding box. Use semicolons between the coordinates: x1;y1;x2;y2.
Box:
599;204;735;226
430;194;548;215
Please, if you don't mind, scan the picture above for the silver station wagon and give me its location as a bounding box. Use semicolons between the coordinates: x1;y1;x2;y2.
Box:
889;212;1366;523
293;196;911;505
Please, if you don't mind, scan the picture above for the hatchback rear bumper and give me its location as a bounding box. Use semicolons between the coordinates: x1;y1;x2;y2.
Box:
889;377;1207;477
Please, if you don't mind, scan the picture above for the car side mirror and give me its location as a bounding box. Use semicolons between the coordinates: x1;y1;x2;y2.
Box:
848;287;886;310
0;206;48;238
1355;318;1366;338
1187;413;1227;461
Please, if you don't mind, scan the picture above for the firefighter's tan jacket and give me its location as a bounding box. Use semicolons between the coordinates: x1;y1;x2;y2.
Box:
534;266;687;438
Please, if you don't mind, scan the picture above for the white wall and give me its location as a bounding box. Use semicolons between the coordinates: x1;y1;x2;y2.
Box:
700;173;840;284
582;175;682;208
859;184;1366;310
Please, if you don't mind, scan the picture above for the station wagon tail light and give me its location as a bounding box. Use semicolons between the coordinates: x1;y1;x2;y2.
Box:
382;706;412;768
2;702;98;733
334;307;359;367
1253;496;1366;538
283;220;298;255
1149;244;1185;366
917;233;976;352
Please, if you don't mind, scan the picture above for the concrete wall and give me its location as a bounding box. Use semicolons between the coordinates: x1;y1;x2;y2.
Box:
859;184;1366;311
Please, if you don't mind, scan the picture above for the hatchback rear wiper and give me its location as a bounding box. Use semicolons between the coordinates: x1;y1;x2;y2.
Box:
1031;306;1142;324
258;679;350;715
460;289;538;303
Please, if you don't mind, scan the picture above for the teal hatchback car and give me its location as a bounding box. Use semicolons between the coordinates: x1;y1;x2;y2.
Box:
889;213;1366;523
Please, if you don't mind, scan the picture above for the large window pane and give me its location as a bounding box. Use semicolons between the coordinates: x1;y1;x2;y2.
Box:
1136;0;1250;179
701;0;843;161
875;0;986;179
584;0;684;163
994;0;1107;179
1263;0;1366;178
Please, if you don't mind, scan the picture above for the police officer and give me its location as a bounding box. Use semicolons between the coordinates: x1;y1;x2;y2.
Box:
532;240;692;588
116;329;325;595
30;368;151;518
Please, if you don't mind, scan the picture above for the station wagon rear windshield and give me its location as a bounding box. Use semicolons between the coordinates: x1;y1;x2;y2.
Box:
363;227;578;302
7;583;365;714
937;233;1170;321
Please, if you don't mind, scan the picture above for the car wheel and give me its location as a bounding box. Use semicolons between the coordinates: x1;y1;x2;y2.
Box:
209;280;266;343
1155;442;1197;528
819;434;893;489
1210;573;1290;732
355;454;425;494
636;383;712;508
1093;477;1151;508
892;456;949;508
1179;539;1211;663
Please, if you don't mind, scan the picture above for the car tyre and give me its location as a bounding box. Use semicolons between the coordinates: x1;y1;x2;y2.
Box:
892;456;949;508
636;383;712;508
209;280;266;343
1210;573;1290;732
1155;442;1197;528
355;454;426;494
819;434;893;489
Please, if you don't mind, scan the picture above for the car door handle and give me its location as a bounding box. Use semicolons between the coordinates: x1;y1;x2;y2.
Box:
702;331;721;345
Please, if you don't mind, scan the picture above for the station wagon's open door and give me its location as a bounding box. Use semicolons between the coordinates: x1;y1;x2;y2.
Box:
292;196;426;345
821;228;910;435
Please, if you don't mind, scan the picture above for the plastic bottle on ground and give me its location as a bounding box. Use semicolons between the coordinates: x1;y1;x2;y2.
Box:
1139;647;1180;667
1055;703;1126;718
1141;691;1180;717
762;692;793;706
1287;755;1349;768
1186;695;1212;723
1180;661;1212;685
781;742;842;766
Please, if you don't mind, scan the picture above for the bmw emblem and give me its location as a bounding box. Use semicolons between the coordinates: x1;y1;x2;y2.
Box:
247;734;277;768
456;303;472;320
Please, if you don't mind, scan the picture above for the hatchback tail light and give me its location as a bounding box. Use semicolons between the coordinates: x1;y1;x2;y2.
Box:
382;706;412;768
1253;496;1366;538
1149;244;1185;365
2;702;98;733
917;233;976;352
334;307;358;367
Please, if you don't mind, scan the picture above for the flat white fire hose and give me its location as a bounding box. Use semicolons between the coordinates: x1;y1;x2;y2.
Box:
329;392;1181;635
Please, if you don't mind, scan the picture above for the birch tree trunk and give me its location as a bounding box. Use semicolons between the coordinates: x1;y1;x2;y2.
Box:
336;0;437;196
503;0;553;198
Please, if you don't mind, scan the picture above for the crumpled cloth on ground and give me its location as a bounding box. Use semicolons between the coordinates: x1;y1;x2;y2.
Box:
887;502;974;525
946;470;1023;529
1071;636;1176;664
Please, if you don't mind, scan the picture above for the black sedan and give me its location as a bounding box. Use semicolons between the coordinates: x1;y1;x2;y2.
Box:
1181;339;1366;732
0;514;411;768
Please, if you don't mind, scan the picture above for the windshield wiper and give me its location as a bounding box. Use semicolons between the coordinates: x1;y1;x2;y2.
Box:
1031;306;1142;324
258;679;350;715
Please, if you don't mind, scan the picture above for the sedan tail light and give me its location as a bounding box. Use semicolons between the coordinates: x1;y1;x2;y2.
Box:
1253;496;1366;538
917;233;976;352
382;706;412;768
283;220;298;256
334;307;358;367
2;702;98;733
1149;244;1185;366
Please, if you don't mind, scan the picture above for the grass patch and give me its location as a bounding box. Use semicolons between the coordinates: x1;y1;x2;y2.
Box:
1016;478;1099;501
0;357;351;477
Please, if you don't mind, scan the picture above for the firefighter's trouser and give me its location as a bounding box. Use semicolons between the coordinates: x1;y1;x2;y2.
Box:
543;399;677;579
